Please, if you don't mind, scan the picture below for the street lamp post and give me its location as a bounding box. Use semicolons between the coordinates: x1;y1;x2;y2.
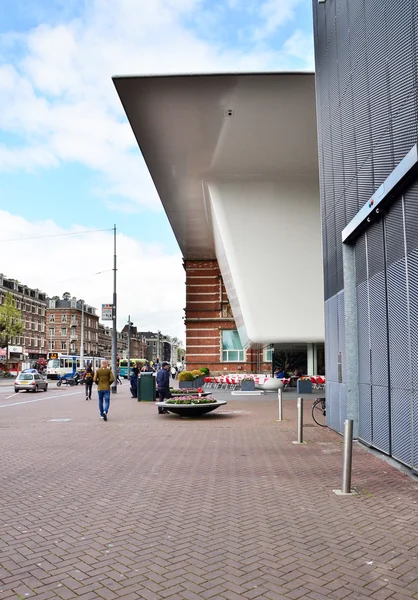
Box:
111;225;117;394
80;299;85;369
127;316;132;378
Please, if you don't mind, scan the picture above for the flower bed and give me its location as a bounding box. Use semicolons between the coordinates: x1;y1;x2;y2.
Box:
169;388;210;397
166;396;217;405
156;397;227;416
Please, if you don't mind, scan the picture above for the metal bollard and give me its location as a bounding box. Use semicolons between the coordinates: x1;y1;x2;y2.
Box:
341;419;354;494
277;387;283;421
297;397;303;443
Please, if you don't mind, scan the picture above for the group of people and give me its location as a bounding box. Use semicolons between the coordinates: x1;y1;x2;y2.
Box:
274;367;303;380
128;360;172;414
79;359;178;422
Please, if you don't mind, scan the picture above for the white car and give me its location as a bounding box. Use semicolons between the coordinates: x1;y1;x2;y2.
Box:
14;372;48;393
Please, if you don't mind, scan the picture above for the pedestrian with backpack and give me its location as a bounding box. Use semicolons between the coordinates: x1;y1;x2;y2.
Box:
83;363;94;401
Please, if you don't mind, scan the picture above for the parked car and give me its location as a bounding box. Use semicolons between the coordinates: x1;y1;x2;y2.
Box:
14;373;48;393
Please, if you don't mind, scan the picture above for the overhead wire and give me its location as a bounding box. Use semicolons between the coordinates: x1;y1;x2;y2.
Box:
0;228;113;243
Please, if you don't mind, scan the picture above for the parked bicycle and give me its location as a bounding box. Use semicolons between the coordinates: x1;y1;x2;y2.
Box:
312;397;326;427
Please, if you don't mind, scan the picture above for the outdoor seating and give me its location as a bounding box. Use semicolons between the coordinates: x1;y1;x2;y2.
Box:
202;373;325;392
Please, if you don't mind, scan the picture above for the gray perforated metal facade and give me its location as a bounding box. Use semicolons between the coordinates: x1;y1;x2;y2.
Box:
313;0;418;468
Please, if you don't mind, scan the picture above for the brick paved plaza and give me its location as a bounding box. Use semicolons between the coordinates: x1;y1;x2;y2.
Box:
1;384;418;600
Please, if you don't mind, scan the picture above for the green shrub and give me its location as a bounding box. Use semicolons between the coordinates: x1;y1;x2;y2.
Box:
178;370;194;382
199;367;210;375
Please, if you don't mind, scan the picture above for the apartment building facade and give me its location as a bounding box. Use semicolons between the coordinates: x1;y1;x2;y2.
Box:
0;273;47;362
47;294;99;356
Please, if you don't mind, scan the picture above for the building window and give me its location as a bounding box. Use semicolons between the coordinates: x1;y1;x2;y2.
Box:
49;327;55;336
61;314;67;323
50;341;55;350
61;341;67;351
49;315;55;323
71;315;77;325
70;343;76;352
222;330;244;362
265;345;273;362
61;327;67;336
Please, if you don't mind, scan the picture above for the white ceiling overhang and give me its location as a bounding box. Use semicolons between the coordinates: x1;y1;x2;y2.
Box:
113;72;319;259
114;73;323;345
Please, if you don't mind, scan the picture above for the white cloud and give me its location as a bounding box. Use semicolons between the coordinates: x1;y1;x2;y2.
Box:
283;29;314;69
0;210;186;341
253;0;305;41
0;0;312;210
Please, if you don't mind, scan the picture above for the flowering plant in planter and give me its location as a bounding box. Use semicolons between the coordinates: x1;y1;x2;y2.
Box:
178;371;194;382
166;396;217;405
241;376;254;382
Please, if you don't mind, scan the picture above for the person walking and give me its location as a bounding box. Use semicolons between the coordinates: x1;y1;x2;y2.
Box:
156;361;171;414
170;365;176;380
83;363;94;401
94;360;115;421
130;362;140;398
116;367;122;385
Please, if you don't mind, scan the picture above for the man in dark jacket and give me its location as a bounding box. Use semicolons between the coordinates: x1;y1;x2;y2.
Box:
156;361;171;414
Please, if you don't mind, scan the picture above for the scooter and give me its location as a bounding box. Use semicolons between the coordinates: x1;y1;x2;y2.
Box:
56;372;82;387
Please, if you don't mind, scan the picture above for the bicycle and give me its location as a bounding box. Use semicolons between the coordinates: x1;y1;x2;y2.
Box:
312;397;327;427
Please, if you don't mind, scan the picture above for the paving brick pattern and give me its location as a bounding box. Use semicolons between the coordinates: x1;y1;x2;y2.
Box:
1;386;418;600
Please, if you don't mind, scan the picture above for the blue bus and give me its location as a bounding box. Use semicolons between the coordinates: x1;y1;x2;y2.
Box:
119;358;147;378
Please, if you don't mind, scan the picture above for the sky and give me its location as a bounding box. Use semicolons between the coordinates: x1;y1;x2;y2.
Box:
0;0;314;342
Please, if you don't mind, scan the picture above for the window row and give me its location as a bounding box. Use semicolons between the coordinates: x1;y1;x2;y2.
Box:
48;328;98;341
48;314;97;327
0;295;46;315
49;341;99;352
11;337;46;347
219;332;274;363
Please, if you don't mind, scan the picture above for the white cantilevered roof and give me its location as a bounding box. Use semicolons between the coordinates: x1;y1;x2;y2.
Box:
113;72;319;259
113;73;323;345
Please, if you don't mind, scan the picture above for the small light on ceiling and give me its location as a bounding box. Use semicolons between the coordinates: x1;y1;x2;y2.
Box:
225;109;234;117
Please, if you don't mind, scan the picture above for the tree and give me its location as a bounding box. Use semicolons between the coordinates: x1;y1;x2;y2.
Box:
0;292;24;371
177;342;185;362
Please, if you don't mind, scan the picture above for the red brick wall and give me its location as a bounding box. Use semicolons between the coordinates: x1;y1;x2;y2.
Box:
184;260;272;375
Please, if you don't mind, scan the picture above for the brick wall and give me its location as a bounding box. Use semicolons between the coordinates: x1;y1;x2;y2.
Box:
184;260;272;375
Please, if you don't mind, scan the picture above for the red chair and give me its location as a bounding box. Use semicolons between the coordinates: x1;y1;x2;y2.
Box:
204;376;214;389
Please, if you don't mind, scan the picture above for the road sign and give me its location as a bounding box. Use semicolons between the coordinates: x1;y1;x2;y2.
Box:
101;303;113;321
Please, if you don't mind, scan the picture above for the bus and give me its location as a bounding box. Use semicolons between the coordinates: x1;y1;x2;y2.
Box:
46;353;107;380
119;358;147;379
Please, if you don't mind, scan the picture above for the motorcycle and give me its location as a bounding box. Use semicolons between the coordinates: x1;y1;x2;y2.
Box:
56;372;82;387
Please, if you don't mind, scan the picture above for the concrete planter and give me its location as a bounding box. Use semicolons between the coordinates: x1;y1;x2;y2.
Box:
156;399;227;417
241;380;255;391
297;379;312;394
179;377;204;389
179;380;194;389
